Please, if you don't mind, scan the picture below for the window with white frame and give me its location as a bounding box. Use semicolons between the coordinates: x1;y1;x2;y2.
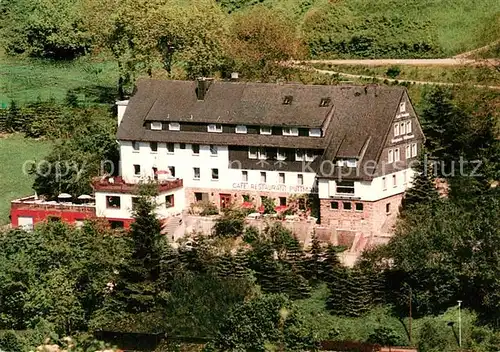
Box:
150;142;158;152
403;171;407;184
193;167;200;180
242;170;248;182
169;122;180;131
277;149;286;161
346;159;357;168
394;123;400;136
260;126;272;135
388;149;394;163
297;174;304;185
400;122;406;135
208;124;222;133
167;143;174;153
400;102;406;113
411;143;417;157
191;144;200;155
392;174;397;187
132;141;140;151
151;121;162;130
336;181;355;194
382;177;387;190
305;150;315;162
248;147;258;159
405;145;411;159
278;172;285;184
258;148;267;160
394;148;400;162
260;172;267;183
309;128;322;137
211;168;219;180
134;164;141;176
406;120;412;134
210;145;218;156
282;127;299;136
235;125;247;134
295;149;304;161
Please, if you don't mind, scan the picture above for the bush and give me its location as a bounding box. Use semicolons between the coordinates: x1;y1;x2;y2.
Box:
262;197;276;214
213;210;245;238
386;66;401;78
199;201;219;216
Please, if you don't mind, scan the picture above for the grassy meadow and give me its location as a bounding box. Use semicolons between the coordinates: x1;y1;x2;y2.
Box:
0;134;52;225
0;49;118;106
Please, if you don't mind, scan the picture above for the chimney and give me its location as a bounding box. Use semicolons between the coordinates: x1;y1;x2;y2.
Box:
196;77;212;101
116;100;129;126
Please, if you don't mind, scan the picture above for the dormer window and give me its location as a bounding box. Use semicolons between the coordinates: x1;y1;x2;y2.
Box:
236;125;247;134
282;127;298;136
151;122;162;130
295;149;304;161
309;128;321;137
305;150;317;162
320;98;331;107
283;96;293;105
260;126;272;135
208;124;222;133
169;123;180;131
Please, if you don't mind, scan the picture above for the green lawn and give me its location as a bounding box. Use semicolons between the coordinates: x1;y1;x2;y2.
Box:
0;49;118;106
0;134;52;225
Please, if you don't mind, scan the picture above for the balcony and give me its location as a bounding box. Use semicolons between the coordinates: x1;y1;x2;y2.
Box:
92;176;183;194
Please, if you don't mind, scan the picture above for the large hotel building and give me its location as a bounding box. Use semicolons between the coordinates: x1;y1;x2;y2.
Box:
11;78;424;243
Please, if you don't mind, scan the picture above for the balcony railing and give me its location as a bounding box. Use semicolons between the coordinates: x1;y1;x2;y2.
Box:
92;176;183;194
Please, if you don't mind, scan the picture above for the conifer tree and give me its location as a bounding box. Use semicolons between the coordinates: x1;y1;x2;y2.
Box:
326;267;349;315
345;270;371;317
322;244;342;282
114;183;164;312
303;234;325;284
401;148;440;212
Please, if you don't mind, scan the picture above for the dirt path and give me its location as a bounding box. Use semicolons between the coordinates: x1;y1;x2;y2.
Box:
453;40;500;59
291;64;500;90
288;58;499;67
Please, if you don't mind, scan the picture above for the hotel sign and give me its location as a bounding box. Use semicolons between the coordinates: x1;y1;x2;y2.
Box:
232;183;318;194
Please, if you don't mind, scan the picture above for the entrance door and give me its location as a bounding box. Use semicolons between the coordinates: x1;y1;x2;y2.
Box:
219;194;231;209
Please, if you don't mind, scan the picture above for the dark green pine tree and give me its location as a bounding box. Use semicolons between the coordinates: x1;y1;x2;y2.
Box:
115;183;164;312
322;244;342;282
326;267;349;315
400;148;440;212
214;252;234;278
178;233;213;273
369;271;387;306
285;236;307;276
284;266;311;300
345;270;371;317
231;249;251;279
303;234;325;284
158;244;182;291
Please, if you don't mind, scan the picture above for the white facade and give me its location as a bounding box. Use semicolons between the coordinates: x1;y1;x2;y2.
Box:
317;168;418;201
95;187;184;220
119;141;317;196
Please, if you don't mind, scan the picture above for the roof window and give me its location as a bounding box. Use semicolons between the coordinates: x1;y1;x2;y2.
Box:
283;96;293;105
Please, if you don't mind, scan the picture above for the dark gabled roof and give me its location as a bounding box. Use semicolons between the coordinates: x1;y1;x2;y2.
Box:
117;79;407;180
121;79;339;128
